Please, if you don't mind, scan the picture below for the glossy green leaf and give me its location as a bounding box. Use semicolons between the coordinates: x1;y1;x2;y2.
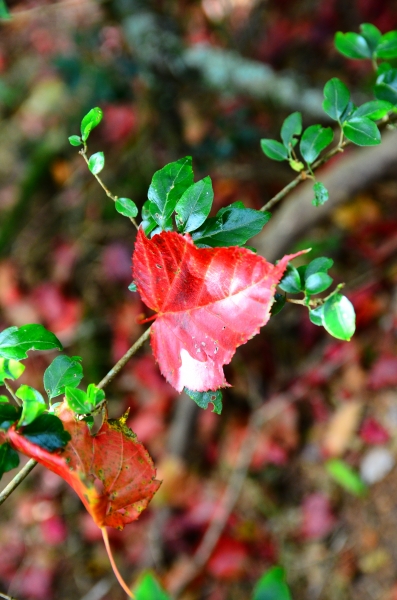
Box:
339;100;356;122
0;404;21;431
271;293;286;316
300;125;333;164
16;385;46;427
191;203;271;248
0;1;10;20
115;197;138;219
305;272;333;295
326;459;367;496
185;389;222;415
280;112;302;149
148;157;194;230
376;30;397;59
360;23;382;53
44;355;83;400
0;358;25;384
0;443;19;480
65;387;91;414
278;264;302;294
68;135;82;147
322;294;356;340
86;384;105;408
141;200;158;237
354;100;392;120
334;31;371;59
0;324;62;361
312;182;329;207
309;305;324;326
305;257;334;280
134;571;171;600
80;107;103;142
88;152;105;175
252;566;292;600
21;414;71;452
323;78;350;121
343;117;381;146
260;139;289;161
175;176;214;233
374;68;397;104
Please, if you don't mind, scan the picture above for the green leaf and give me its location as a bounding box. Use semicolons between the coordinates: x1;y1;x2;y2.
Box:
65;387;91;414
326;459;367;496
141;200;158;237
128;282;137;292
16;385;46;427
252;566;292;600
0;358;25;384
86;384;105;408
271;293;286;316
309;305;324;326
260;139;289;161
0;443;19;481
305;272;333;295
305;257;334;280
334;31;371;59
280;112;302;149
80;107;103;142
300;125;333;165
339;100;357;122
374;68;397;104
0;404;21;431
0;324;62;361
376;30;397;59
44;355;83;400
278;264;302;294
134;571;171;600
322;78;350;121
88;152;105;175
360;23;382;53
354;100;392;120
192;203;271;248
185;389;222;415
289;159;304;172
322;294;356;340
148;157;194;230
115;198;138;219
68;135;82;147
312;182;329;207
0;0;10;20
0;396;8;402
175;176;214;233
21;414;71;452
343;117;381;146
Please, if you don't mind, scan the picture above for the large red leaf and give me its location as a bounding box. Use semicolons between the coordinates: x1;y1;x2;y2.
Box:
133;229;304;392
7;403;161;529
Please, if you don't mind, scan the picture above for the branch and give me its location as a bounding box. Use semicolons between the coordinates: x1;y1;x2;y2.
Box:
0;593;19;600
0;459;36;507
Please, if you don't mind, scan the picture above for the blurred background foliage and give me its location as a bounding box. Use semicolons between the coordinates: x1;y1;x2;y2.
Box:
2;1;397;599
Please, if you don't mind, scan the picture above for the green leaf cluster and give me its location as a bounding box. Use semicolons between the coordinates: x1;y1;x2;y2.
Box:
335;24;397;62
65;384;105;415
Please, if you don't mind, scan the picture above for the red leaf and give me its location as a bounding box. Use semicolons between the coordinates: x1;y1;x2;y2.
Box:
301;493;336;540
132;229;303;391
7;403;161;530
360;417;390;445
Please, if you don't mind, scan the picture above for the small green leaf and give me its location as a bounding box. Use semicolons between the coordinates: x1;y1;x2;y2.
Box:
374;68;397;105
141;200;158;237
309;305;324;326
326;459;367;496
175;176;214;233
305;257;334;279
376;30;397;59
86;384;105;408
0;358;25;384
0;443;19;481
185;389;222;415
65;387;91;414
21;414;71;452
339;100;357;122
0;324;62;361
44;355;83;400
323;78;350;121
354;100;392;120
260;139;289;161
0;0;11;20
300;125;333;165
88;152;105;175
271;293;286;316
68;135;82;147
134;571;171;600
80;107;103;142
278;263;302;294
115;198;138;219
289;159;304;172
343;117;381;146
360;23;382;53
16;385;46;427
0;404;21;431
312;182;329;207
0;396;8;403
128;282;137;292
305;272;333;295
252;566;292;600
280;112;302;149
322;294;356;340
334;31;371;59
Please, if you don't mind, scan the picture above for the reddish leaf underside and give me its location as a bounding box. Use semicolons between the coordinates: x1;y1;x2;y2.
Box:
133;229;304;392
7;403;161;529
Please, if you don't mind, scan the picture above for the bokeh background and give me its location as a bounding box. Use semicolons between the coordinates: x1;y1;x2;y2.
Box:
2;1;397;599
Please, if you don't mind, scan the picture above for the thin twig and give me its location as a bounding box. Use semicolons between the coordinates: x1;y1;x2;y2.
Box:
3;381;21;406
101;528;134;599
0;593;18;600
0;459;36;507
